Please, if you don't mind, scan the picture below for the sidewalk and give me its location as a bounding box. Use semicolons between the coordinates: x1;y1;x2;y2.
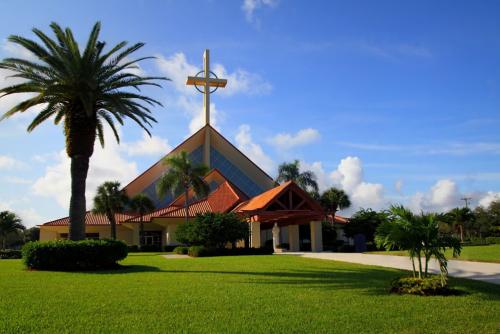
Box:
281;252;500;285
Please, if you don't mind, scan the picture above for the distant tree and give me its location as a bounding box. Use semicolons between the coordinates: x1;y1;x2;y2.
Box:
0;22;166;240
444;207;474;242
157;151;209;225
175;212;249;248
320;187;351;220
343;208;387;244
93;181;129;240
375;205;461;284
24;227;40;242
276;160;318;194
0;211;25;249
130;193;155;246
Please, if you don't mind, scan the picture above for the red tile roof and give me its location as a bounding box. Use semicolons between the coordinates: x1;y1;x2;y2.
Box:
127;180;247;222
42;211;135;226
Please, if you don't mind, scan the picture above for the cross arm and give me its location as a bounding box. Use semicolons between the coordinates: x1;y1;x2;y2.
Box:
186;76;227;88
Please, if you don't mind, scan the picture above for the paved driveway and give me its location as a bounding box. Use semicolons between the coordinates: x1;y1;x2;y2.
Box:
281;252;500;285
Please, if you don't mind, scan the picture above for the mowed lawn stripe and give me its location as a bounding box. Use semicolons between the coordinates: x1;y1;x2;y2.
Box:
1;254;499;333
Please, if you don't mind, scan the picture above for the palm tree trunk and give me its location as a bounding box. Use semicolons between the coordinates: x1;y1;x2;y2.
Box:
417;252;423;278
424;254;430;277
139;215;144;246
411;256;416;277
2;237;5;250
68;155;89;241
110;214;117;240
459;225;464;242
184;187;189;225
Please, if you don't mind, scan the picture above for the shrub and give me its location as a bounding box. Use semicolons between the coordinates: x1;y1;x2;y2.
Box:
176;212;249;248
276;243;289;249
127;245;140;252
164;245;177;252
173;246;189;255
0;249;22;259
390;276;461;296
486;237;500;245
188;245;214;257
139;244;161;252
462;238;490;246
22;239;128;270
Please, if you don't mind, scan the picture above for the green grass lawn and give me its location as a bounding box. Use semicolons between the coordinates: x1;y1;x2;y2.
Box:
368;244;500;263
1;254;500;333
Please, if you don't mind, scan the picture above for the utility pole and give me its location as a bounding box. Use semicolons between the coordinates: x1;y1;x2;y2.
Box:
461;197;472;209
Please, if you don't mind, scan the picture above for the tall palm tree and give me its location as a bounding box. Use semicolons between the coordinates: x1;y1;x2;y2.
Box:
130;193;155;246
320;187;351;220
0;22;166;240
156;151;209;224
93;181;129;240
276;160;319;194
0;211;25;249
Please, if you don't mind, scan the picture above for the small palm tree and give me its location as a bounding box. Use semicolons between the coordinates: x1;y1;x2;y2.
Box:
276;160;319;194
320;187;351;220
93;181;129;240
375;205;461;285
0;22;166;240
156;151;209;224
0;211;25;249
130;193;155;246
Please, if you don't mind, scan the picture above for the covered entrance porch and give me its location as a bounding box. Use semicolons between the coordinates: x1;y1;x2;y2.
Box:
235;181;325;252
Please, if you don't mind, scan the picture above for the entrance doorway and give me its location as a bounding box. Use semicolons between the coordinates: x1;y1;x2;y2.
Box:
299;224;311;251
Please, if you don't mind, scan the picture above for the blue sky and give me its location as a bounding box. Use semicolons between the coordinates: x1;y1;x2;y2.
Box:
0;0;500;226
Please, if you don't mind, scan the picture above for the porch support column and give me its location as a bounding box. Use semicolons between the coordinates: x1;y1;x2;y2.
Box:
131;224;140;246
250;221;261;248
288;224;300;252
310;221;323;252
166;224;178;246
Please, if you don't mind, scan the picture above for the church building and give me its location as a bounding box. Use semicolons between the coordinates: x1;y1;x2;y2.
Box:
39;50;347;251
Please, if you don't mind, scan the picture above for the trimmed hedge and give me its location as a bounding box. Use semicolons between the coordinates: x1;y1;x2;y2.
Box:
0;249;22;259
139;244;161;252
173;246;189;255
390;276;461;296
22;239;128;271
187;246;273;257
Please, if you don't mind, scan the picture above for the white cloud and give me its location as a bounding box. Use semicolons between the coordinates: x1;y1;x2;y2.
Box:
0;155;21;169
235;124;275;174
330;156;385;213
32;132;138;210
408;179;461;213
2;176;31;184
0;199;46;228
242;0;278;25
2;41;37;61
478;191;500;208
123;133;171;157
212;63;272;96
269;128;320;150
300;156;386;215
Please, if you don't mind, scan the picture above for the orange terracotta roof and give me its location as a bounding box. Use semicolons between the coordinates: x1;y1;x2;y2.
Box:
42;211;135;226
328;215;349;224
235;181;291;212
127;178;247;222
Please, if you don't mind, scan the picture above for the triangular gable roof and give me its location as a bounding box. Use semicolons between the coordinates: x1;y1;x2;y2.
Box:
235;181;323;213
122;125;275;199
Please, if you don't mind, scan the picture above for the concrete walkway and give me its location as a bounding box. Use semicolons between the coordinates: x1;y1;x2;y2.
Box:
162;254;190;259
281;252;500;285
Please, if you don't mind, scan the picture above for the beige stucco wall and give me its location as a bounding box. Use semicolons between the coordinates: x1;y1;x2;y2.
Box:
39;225;135;245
